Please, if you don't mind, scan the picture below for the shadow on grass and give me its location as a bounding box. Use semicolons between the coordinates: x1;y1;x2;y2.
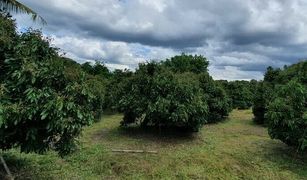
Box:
119;125;199;141
0;153;52;180
247;119;265;127
93;124;203;146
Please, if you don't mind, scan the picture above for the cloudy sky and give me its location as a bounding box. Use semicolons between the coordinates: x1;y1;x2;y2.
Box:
16;0;307;80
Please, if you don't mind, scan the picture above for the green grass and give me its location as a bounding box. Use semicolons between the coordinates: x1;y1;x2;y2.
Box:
1;110;307;179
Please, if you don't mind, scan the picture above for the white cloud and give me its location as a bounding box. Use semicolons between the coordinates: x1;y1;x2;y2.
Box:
15;0;307;80
209;66;263;81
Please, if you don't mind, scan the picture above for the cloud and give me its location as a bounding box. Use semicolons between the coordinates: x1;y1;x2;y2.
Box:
50;35;178;69
15;0;307;80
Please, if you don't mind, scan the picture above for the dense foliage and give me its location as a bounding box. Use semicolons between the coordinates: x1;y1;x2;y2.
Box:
217;80;255;110
104;69;133;111
81;61;112;79
0;15;98;156
253;62;307;124
266;81;307;150
252;82;273;125
0;11;16;81
119;62;209;131
253;61;307;151
163;54;209;74
199;74;231;123
118;55;232;131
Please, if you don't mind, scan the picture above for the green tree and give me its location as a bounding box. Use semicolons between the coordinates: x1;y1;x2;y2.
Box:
81;61;112;79
252;81;274;125
0;11;16;80
104;69;133;111
266;81;307;151
263;66;280;83
227;81;253;109
253;61;307;125
199;73;231;123
0;29;94;156
119;62;208;132
163;53;209;74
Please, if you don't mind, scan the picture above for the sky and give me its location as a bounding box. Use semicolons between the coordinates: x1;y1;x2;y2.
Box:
15;0;307;80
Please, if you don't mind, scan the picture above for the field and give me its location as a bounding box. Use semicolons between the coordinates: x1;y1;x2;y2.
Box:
1;109;307;179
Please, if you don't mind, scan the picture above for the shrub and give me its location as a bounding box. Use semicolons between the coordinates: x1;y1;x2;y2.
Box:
104;69;133;112
81;61;112;79
163;53;209;74
199;73;231;123
266;81;307;151
0;12;16;81
227;81;253;109
0;30;95;156
119;62;208;132
85;76;107;121
252;82;274;125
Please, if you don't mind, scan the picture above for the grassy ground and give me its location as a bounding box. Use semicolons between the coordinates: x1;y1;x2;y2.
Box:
1;109;307;179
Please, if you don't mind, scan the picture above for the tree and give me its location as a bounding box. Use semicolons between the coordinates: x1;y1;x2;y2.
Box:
227;81;253;109
253;61;307;125
0;11;16;80
119;62;208;132
252;81;274;125
104;69;133;111
163;53;209;74
0;0;46;24
263;66;280;83
0;28;95;156
81;61;112;79
198;73;231;123
63;58;107;122
266;81;307;151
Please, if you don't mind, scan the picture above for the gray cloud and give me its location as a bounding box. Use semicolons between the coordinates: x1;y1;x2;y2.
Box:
16;0;307;80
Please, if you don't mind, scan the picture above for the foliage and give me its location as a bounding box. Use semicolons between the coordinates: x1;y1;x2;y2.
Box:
226;81;253;109
274;61;307;84
198;73;231;123
163;53;209;74
62;58;107;121
0;11;16;80
266;81;307;151
84;75;107;121
0;27;95;156
81;61;112;79
252;82;274;125
253;61;307;125
119;62;208;132
263;66;281;83
104;69;133;111
117;54;231;131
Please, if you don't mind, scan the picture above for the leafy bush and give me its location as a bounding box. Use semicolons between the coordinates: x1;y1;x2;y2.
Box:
84;76;107;121
227;81;253;109
119;62;208;132
252;82;274;125
81;61;112;79
0;12;16;81
199;73;231;123
104;69;133;112
253;61;307;125
163;53;209;74
0;29;95;156
266;81;307;151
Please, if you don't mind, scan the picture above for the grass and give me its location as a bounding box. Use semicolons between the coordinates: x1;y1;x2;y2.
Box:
1;109;307;179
